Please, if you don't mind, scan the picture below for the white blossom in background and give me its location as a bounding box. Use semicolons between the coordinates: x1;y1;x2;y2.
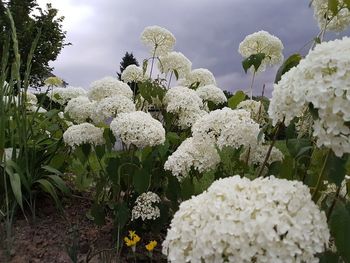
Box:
163;175;330;263
63;123;105;147
240;144;284;165
164;137;220;181
164;86;203;113
110;111;165;148
25;91;38;105
237;99;266;124
28;105;47;113
88;77;133;101
51;87;87;105
238;30;284;72
269;37;350;157
311;0;350;32
158;51;192;79
91;95;135;124
121;65;145;83
177;109;207;129
140;25;176;57
65;96;95;123
179;68;216;87
131;192;161;221
192;107;262;150
195;85;227;105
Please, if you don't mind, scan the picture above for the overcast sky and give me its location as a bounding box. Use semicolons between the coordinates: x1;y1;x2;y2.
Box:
37;0;349;95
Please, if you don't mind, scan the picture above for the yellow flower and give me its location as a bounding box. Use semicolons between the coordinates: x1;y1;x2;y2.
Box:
145;240;157;252
128;230;136;239
124;231;141;247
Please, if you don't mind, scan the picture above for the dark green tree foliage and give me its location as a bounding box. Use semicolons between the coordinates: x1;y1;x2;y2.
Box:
117;51;139;80
0;0;69;87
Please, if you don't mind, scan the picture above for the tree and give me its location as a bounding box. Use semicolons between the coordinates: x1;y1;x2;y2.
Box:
117;52;139;80
0;0;69;87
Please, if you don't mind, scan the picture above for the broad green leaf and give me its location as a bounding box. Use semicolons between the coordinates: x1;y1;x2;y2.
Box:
49;153;66;169
166;174;181;204
42;165;62;175
318;251;339;263
325;152;347;186
279;156;294;180
274;54;302;83
173;69;179;80
329;202;350;262
242;53;266;73
181;177;195;200
7;170;23;209
328;0;339;15
36;179;60;208
91;203;106;226
228;90;246;109
345;0;350;10
133;168;150;194
81;144;91;157
47;174;70;195
114;202;129;228
286;138;311;158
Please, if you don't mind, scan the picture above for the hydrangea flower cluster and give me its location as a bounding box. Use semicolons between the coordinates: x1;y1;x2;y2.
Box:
238;30;284;72
51;87;87;105
91;95;135;124
63;123;105;147
164;86;205;129
121;65;145;83
131;192;161;221
163;175;330;263
237;99;266;124
25;91;38;105
311;0;350;32
65;96;95;123
269;37;350;156
88;76;133;101
141;25;176;56
110;111;165;148
179;68;216;87
240;144;284;165
192;107;261;150
164;137;220;181
158;51;192;79
195;85;227;105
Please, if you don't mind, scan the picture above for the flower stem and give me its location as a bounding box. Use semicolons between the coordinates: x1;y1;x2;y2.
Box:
167;71;173;89
312;149;331;201
149;45;158;78
249;70;256;100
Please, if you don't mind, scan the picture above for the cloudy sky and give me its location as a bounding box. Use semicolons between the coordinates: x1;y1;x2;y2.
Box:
37;0;349;95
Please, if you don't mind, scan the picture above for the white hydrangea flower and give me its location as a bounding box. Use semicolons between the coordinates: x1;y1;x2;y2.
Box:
311;0;350;32
240;144;284;165
25;91;38;105
164;137;220;181
238;30;284;72
110;111;165;148
131;192;161;221
179;68;216;87
51;86;87;105
121;65;145;83
237;99;266;124
140;25;176;56
91;95;135;124
63;123;105;147
28;105;47;113
164;86;203;113
177;109;207;130
64;96;95;123
158;51;192;79
195;85;227;105
88;76;133;101
269;37;350;157
163;175;330;263
192;107;262;150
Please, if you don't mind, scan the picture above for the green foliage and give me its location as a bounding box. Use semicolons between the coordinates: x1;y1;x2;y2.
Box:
328;0;339;16
227;90;246;109
117;51;139;80
242;53;266;73
274;54;302;83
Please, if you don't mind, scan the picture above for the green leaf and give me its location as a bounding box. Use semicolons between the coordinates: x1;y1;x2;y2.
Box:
106;157;120;185
227;90;246;109
329;202;350;262
181;177;195;200
46;175;70;195
274;54;302;83
7;171;23;209
309;103;319;120
36;179;60;208
318;251;339;263
166;174;181;204
91;203;106;226
344;0;350;10
242;53;266;73
142;59;148;75
42;165;62;175
133;168;150;194
286;138;312;158
173;69;179;80
325;152;347;187
328;0;339;16
114;202;129;228
49;153;66;169
81;144;91;157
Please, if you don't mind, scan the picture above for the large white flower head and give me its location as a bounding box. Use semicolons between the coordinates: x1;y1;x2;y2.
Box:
192;107;262;150
91;95;135;124
158;51;192;79
131;192;161;221
240;144;284;165
163;175;330;263
269;37;350;157
164;86;203;113
164;137;220;181
88;77;133;101
24;91;38;105
121;65;145;83
238;30;284;72
237;99;266;124
51;87;87;105
63;123;105;147
177;109;207;129
180;68;216;87
311;0;350;32
64;96;95;123
110;111;165;148
140;25;176;56
195;85;227;105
